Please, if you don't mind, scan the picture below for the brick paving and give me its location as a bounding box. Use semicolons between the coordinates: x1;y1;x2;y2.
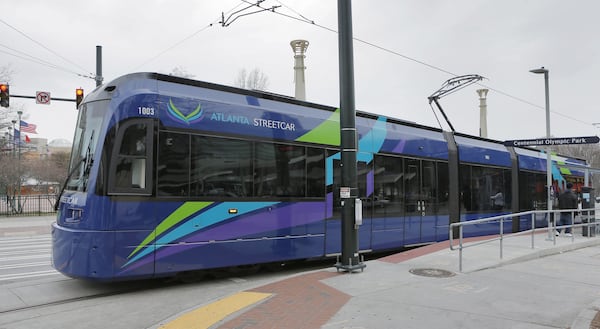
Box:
591;309;600;329
214;235;540;329
217;271;349;329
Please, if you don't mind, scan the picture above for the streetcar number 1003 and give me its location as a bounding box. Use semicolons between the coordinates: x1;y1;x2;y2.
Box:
138;107;155;116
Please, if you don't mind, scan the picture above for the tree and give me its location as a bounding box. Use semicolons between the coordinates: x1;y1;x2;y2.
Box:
27;151;70;190
169;66;195;79
234;68;269;91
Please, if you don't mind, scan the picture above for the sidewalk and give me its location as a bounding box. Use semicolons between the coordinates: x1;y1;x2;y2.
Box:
195;230;600;329
0;215;54;237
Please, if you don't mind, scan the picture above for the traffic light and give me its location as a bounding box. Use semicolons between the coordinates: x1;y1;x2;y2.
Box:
75;88;84;108
0;84;9;108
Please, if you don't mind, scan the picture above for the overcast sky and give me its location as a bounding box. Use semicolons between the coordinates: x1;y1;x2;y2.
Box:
2;0;600;144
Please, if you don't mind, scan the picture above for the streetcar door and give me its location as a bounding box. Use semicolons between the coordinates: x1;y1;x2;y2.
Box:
403;159;438;244
326;155;372;254
520;171;548;228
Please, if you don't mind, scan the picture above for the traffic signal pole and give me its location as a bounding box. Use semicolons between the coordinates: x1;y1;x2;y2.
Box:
8;88;83;108
10;94;77;103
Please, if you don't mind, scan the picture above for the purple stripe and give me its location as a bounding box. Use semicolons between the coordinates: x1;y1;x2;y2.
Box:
367;170;374;197
392;139;406;153
119;202;327;274
327;193;333;218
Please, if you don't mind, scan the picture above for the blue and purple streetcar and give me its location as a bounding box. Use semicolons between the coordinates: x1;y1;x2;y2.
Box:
52;73;588;281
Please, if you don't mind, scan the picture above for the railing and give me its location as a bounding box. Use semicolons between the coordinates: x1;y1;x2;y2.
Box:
0;194;58;216
449;207;599;272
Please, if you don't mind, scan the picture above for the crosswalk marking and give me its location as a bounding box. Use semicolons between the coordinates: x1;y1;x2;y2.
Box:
158;291;272;329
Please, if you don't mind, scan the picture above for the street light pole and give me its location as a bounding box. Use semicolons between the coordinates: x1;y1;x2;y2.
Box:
11;120;16;157
17;110;22;213
529;67;552;233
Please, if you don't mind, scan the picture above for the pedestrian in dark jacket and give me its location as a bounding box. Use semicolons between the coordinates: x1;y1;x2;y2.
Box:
556;182;578;236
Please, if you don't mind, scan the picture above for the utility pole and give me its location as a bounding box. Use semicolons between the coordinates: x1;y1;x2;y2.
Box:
17;110;22;213
96;45;103;87
335;0;365;273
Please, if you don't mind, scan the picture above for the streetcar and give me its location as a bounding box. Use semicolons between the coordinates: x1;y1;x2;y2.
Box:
52;73;588;281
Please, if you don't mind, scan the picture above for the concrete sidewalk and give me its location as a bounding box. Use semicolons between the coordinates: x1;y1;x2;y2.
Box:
208;231;600;329
0;215;54;237
322;232;600;329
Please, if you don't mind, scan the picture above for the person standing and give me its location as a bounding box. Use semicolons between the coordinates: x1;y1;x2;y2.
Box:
490;190;504;210
556;182;578;237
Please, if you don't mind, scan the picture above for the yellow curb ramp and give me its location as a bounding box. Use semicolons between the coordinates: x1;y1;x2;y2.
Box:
159;291;271;329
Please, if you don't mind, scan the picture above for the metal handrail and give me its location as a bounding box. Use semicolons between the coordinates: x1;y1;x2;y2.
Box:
449;207;599;272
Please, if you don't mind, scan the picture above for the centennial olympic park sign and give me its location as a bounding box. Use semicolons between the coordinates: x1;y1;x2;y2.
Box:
503;136;600;147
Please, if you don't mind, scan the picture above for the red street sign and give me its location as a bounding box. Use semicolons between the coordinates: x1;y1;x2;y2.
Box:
36;91;51;105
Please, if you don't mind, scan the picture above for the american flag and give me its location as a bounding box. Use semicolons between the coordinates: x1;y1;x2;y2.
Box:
20;120;38;134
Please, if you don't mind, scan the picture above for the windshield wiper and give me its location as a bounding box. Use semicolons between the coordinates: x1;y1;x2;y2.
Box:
54;157;85;211
54;132;94;211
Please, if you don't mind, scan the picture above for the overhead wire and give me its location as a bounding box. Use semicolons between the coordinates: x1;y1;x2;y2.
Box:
0;44;90;78
478;83;592;127
0;18;93;79
265;0;596;131
132;2;247;71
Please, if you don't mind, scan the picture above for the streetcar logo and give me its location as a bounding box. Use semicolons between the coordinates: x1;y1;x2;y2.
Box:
167;99;204;124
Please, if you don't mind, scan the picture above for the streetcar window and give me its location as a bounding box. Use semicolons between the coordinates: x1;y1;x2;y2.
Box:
254;142;306;197
149;132;327;200
66;101;106;191
373;155;405;218
157;132;190;196
306;148;325;197
190;136;252;197
108;120;153;195
460;164;511;212
519;171;547;211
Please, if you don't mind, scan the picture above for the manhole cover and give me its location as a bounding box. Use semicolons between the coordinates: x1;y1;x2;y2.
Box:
409;268;455;278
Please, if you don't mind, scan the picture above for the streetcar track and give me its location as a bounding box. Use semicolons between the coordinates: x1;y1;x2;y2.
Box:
0;269;61;281
0;285;150;315
0;248;51;254
0;261;51;270
0;254;51;262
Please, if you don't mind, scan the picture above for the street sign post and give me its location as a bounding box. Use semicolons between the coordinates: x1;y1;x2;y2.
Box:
504;136;600;147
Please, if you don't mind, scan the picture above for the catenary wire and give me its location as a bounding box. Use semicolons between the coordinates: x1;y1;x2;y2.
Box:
266;0;596;131
132;2;246;71
0;18;93;78
0;45;88;78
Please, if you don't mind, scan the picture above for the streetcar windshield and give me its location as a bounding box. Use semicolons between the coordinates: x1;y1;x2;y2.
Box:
66;100;107;191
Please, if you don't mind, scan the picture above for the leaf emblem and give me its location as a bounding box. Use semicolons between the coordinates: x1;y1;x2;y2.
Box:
167;99;203;124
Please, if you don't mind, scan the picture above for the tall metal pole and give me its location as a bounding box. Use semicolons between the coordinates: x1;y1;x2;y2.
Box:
17;110;22;213
543;71;552;218
96;45;103;87
11;120;16;157
336;0;364;272
530;67;552;235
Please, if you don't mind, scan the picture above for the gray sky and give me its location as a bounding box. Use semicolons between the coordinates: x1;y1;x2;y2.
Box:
2;0;600;143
